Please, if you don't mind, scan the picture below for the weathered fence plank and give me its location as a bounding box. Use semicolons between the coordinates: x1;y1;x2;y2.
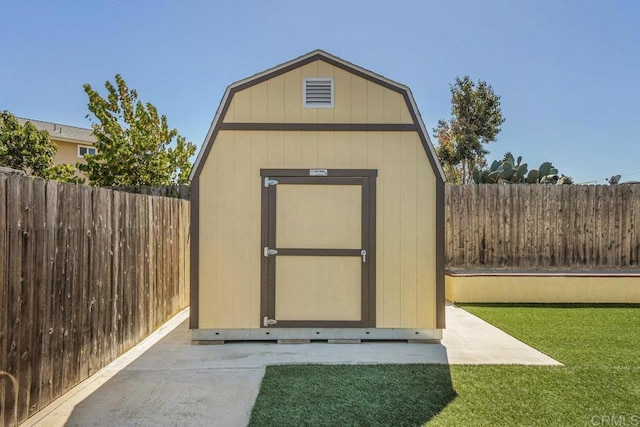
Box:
5;176;23;426
446;184;640;269
0;174;189;426
0;175;7;424
39;180;56;410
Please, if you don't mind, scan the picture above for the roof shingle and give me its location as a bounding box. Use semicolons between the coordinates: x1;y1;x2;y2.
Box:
16;117;95;145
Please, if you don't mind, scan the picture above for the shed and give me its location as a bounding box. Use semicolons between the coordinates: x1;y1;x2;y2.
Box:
190;50;445;342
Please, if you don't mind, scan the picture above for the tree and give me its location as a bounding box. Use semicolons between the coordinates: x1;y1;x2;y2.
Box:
434;76;505;183
80;74;196;186
0;110;79;182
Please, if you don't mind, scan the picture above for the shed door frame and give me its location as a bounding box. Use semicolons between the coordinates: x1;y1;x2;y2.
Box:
260;169;377;328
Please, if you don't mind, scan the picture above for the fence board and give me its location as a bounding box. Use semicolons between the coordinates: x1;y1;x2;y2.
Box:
28;179;46;417
0;175;7;424
0;177;6;414
446;184;640;269
5;176;23;426
39;180;57;410
0;175;189;426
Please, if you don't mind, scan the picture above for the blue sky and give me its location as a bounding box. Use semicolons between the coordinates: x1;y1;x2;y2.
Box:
2;0;639;184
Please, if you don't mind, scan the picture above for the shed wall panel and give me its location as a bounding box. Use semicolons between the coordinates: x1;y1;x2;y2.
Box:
367;82;385;124
299;132;318;167
416;140;437;327
317;132;335;168
267;76;285;123
215;135;235;328
250;82;269;123
382;133;401;327
333;68;352;121
283;132;301;167
232;134;253;327
198;130;437;329
400;132;418;328
283;68;302;122
349;132;368;168
267;131;285;167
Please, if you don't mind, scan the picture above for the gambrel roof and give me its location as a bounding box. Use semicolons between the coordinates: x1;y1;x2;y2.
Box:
190;49;444;182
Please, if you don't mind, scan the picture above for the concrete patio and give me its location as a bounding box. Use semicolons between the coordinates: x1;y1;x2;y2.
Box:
23;304;561;427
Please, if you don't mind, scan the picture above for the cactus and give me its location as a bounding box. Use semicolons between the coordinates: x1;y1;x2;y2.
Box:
472;153;572;185
539;162;552;177
526;169;539;184
515;163;528;180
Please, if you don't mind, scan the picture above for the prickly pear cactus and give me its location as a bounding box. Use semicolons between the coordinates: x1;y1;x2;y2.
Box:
472;154;572;185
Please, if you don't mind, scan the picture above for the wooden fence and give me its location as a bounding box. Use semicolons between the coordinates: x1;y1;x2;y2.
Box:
445;184;640;269
0;174;190;426
109;185;190;200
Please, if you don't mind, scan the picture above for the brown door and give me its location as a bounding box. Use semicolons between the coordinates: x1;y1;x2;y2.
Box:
260;169;376;328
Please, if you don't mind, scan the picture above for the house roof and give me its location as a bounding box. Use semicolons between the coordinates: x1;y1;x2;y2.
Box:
16;117;96;145
190;49;445;182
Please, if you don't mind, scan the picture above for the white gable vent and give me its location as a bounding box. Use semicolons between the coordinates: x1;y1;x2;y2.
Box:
304;78;334;108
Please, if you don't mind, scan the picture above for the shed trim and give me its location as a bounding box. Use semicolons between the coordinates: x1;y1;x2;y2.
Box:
193;327;442;342
261;168;378;177
190;176;200;328
219;123;417;132
260;168;377;328
436;179;445;328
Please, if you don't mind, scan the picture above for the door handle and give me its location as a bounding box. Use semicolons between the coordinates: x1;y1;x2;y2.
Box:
361;249;367;263
264;247;278;257
263;316;277;327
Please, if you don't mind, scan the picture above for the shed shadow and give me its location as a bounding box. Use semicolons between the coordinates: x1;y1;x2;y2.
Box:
249;358;456;426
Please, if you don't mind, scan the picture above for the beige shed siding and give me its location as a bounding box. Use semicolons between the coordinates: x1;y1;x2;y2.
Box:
223;61;414;125
198;130;437;329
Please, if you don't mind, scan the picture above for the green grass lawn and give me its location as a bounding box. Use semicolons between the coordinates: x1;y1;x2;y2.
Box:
249;304;640;426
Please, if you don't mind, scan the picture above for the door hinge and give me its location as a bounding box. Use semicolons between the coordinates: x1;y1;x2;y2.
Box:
263;316;277;327
264;177;279;187
263;247;278;257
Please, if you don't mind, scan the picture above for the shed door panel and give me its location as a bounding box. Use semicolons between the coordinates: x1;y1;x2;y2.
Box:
276;185;361;249
275;256;361;321
261;170;377;328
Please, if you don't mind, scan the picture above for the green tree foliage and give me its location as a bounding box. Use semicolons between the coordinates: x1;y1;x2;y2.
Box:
0;110;79;182
472;152;573;185
434;76;505;183
81;74;196;186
